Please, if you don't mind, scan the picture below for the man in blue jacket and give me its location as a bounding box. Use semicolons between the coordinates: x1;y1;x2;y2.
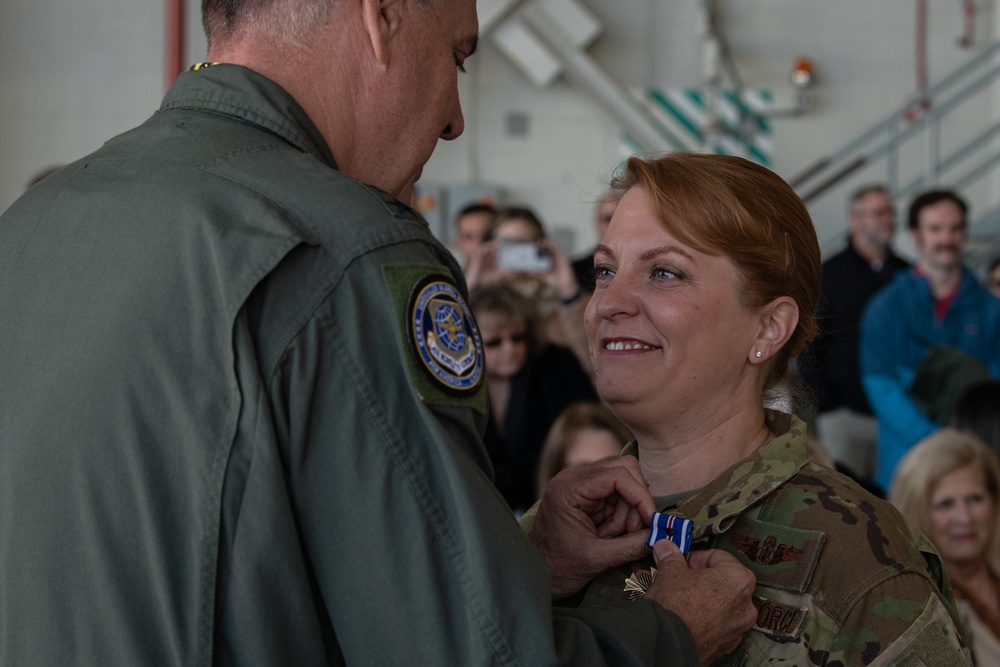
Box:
861;189;1000;490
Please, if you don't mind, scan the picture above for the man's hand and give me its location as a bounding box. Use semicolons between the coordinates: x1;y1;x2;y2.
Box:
525;457;655;599
536;238;580;301
647;541;757;666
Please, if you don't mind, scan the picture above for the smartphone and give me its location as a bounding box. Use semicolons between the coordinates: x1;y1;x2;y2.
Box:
497;242;553;272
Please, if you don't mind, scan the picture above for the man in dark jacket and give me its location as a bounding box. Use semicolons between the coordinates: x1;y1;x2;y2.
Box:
803;184;908;484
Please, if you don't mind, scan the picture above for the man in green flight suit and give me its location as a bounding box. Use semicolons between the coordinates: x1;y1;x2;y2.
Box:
0;0;758;664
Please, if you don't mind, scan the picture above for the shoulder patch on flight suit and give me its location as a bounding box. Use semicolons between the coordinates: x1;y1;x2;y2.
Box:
384;264;486;414
723;516;825;593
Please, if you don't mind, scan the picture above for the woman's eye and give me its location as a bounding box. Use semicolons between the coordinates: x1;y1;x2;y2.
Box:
594;265;614;279
933;499;955;512
653;266;679;280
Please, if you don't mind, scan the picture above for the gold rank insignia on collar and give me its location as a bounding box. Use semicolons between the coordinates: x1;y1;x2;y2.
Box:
189;62;220;71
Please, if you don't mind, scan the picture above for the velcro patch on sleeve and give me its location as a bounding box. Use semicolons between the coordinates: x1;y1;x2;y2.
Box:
725;516;825;593
383;264;487;414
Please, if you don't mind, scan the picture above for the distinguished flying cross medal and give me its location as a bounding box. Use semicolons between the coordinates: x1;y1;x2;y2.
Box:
625;513;695;600
409;277;483;392
647;512;693;551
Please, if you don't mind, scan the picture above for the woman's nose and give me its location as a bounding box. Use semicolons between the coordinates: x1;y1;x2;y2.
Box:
590;274;639;321
953;502;974;525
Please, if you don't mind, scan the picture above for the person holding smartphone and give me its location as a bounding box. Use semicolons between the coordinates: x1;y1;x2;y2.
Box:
465;205;592;378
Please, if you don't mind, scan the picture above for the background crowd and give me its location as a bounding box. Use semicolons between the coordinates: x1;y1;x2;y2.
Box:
449;179;1000;663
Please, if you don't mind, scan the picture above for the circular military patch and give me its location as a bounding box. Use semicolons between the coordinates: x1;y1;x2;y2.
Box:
409;277;483;393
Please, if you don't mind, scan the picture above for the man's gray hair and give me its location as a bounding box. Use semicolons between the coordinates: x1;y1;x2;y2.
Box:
848;183;890;211
201;0;334;48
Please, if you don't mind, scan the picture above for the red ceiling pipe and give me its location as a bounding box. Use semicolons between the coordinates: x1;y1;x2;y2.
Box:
166;0;186;91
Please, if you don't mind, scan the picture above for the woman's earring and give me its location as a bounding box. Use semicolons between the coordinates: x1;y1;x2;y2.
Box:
755;351;762;358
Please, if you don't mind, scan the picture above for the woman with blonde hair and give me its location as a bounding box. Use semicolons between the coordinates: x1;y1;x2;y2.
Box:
535;401;633;497
469;283;596;516
891;428;1000;664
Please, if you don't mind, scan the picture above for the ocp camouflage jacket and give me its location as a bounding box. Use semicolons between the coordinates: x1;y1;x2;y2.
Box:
578;410;972;666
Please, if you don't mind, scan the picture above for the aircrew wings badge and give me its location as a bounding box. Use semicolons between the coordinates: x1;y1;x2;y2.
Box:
409;276;483;393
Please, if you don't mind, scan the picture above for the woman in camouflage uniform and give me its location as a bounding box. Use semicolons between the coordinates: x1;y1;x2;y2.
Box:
554;153;971;666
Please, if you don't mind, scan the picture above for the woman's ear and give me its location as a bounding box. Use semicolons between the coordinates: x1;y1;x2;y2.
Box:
361;0;404;67
749;297;799;364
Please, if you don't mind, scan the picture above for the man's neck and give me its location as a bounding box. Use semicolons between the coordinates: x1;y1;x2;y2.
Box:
851;235;888;267
918;261;963;300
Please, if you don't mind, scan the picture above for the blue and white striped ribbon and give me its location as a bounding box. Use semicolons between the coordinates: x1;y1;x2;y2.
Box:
647;512;693;554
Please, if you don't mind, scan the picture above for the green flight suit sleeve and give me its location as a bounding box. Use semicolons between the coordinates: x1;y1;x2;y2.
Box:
268;237;697;666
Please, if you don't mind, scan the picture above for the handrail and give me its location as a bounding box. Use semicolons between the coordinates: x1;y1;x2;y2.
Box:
788;40;1000;194
792;37;1000;270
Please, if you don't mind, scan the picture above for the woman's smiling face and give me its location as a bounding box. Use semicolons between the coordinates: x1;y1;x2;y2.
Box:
584;187;762;427
927;465;995;567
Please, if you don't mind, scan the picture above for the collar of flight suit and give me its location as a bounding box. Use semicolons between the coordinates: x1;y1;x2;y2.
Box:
160;63;338;170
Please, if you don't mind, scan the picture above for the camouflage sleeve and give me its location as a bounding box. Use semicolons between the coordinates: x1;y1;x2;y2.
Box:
828;572;972;666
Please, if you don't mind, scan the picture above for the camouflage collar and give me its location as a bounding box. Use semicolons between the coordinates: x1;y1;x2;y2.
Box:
625;410;809;542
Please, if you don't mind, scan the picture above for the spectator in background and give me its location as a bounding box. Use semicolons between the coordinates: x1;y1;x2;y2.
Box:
572;191;618;291
986;255;1000;299
890;429;1000;665
466;205;591;377
950;380;1000;458
535;401;632;497
452;202;494;268
801;184;909;484
861;189;1000;491
470;283;596;516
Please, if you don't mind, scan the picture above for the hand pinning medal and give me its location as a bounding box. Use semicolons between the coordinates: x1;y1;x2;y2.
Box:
624;513;694;600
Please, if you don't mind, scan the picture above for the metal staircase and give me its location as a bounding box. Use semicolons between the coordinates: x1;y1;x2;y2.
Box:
788;39;1000;267
478;0;1000;269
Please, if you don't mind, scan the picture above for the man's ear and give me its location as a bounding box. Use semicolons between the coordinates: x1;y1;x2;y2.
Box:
748;297;799;364
361;0;404;67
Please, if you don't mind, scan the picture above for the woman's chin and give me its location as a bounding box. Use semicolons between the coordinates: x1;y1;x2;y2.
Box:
596;389;649;422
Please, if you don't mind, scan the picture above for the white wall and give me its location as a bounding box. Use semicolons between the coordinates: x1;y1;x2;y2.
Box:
0;0;205;208
2;0;998;258
424;0;1000;257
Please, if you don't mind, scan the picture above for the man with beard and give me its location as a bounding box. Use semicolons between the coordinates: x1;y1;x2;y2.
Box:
861;189;1000;491
803;184;909;486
